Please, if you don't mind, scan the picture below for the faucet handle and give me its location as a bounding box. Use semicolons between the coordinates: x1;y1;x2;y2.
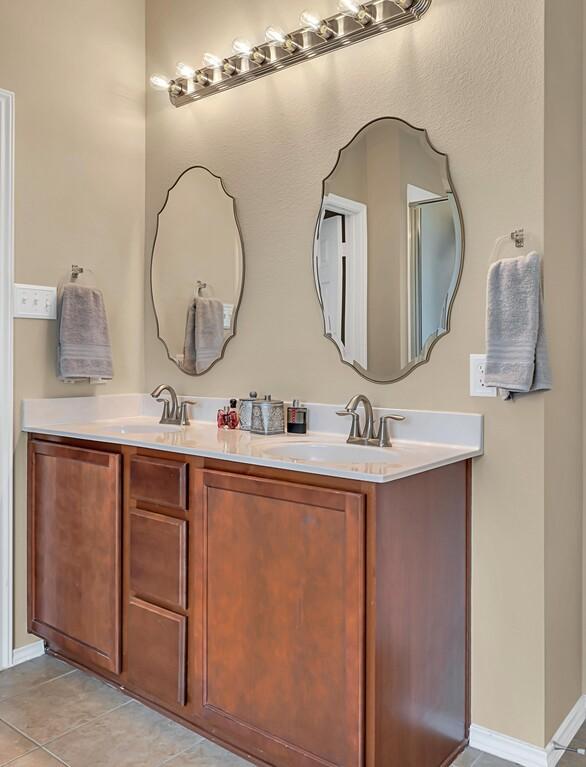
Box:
376;414;406;448
178;400;197;427
336;410;362;441
156;398;172;422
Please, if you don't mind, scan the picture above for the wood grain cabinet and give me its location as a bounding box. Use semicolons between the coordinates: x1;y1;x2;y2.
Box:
28;435;471;767
28;440;122;674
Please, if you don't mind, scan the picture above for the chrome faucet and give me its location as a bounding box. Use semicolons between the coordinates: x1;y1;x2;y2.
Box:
337;394;405;447
150;385;196;426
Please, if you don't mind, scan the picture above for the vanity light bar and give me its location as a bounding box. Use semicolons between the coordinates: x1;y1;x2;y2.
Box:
150;0;432;108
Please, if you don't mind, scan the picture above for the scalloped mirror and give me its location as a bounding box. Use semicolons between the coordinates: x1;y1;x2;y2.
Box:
314;117;464;383
151;166;244;375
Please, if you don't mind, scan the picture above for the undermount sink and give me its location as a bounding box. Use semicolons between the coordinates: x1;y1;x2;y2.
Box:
98;422;183;435
256;441;399;465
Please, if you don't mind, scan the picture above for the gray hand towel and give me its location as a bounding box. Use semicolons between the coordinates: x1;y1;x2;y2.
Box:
195;297;224;374
182;301;197;374
58;283;113;382
182;297;225;374
485;251;551;399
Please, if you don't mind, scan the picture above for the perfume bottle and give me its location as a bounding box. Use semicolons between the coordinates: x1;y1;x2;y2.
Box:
287;399;308;434
217;405;230;430
228;399;240;430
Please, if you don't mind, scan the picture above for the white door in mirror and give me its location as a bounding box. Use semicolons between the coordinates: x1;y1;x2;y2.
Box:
13;284;57;320
469;354;497;397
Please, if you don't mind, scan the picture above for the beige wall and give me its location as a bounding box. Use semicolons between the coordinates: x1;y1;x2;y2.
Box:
543;0;584;741
0;0;146;648
145;0;576;747
2;0;583;752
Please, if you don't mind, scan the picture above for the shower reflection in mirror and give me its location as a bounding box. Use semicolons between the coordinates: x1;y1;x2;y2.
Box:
314;117;463;384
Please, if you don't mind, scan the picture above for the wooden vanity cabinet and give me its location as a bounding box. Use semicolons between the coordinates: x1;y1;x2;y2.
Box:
28;434;471;767
28;440;122;675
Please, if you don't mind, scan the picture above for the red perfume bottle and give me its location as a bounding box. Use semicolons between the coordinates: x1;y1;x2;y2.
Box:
217;406;230;429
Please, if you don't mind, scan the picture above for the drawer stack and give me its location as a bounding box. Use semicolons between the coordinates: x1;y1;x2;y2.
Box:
126;455;189;709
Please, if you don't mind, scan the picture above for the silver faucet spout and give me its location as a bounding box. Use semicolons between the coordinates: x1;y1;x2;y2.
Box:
339;394;375;443
150;384;179;425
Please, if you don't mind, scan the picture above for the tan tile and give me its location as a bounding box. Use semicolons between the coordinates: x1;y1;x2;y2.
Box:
163;739;254;767
0;670;127;744
0;656;73;701
0;720;37;765
453;747;484;767
47;701;202;767
4;750;66;766
474;754;520;767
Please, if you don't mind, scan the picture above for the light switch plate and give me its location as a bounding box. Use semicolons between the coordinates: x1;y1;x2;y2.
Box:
14;284;57;320
469;354;497;397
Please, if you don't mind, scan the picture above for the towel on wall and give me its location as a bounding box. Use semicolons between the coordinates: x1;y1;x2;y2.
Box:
58;283;113;382
484;251;551;400
183;297;225;375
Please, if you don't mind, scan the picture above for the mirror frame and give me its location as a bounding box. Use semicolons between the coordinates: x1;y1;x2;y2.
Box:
150;165;246;376
313;116;465;385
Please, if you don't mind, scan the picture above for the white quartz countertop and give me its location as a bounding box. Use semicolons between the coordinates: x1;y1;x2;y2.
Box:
23;394;483;484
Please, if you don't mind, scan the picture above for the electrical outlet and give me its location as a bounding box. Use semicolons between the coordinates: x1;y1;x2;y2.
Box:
13;284;57;320
470;354;497;397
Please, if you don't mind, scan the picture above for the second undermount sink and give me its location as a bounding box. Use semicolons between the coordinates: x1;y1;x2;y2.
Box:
256;441;399;465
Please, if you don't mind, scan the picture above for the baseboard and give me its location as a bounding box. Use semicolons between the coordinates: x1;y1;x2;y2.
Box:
470;696;586;767
11;640;44;666
547;695;586;767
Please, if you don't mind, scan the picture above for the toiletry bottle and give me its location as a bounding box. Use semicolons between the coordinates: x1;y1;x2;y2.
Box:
287;400;308;434
228;399;240;430
217;405;230;430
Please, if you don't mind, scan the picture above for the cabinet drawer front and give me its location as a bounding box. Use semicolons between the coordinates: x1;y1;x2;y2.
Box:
130;456;188;510
126;599;186;708
191;470;365;767
130;509;187;610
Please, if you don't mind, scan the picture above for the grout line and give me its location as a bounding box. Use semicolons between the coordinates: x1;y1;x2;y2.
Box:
0;668;77;704
39;746;72;766
41;699;133;746
156;736;206;767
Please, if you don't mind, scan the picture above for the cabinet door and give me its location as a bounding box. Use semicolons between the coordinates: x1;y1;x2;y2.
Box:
28;440;122;674
191;470;365;767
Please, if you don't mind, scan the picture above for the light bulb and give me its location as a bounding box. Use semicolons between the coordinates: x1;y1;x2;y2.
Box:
299;10;321;31
337;0;372;23
232;38;253;57
265;26;287;45
149;73;171;91
202;52;223;69
299;9;335;38
338;0;361;14
265;25;300;53
176;62;196;79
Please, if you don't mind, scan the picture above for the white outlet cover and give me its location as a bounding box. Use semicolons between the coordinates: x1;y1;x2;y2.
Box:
14;284;57;320
469;354;498;397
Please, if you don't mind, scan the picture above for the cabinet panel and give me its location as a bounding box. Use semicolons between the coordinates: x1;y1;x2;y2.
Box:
28;440;121;674
126;598;186;708
130;509;187;610
130;455;188;510
191;470;364;767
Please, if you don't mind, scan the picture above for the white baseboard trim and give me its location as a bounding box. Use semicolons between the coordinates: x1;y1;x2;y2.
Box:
11;640;45;666
470;696;586;767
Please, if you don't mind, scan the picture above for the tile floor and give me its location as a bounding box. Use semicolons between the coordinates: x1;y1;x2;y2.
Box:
0;654;583;767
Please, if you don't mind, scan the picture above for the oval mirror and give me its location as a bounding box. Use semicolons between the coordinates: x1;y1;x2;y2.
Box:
314;117;463;383
151;166;244;375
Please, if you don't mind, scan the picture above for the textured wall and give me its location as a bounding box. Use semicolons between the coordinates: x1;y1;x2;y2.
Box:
145;0;551;745
0;0;146;648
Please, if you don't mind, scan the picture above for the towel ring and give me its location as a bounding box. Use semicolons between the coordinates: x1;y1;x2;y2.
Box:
489;229;541;264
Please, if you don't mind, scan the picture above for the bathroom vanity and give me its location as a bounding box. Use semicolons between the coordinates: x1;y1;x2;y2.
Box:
24;396;481;767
